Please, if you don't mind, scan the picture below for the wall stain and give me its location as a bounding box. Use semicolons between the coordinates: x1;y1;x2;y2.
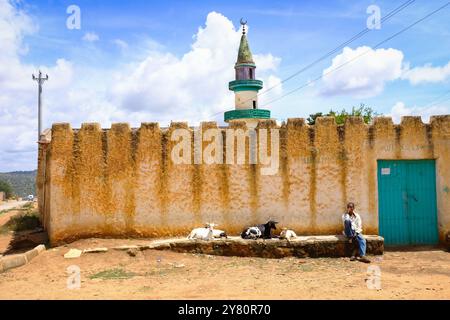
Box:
366;129;376;229
308;127;317;230
71;130;80;217
159;131;169;229
101;129;113;225
425;124;435;158
368;126;375;149
280;126;289;208
192;163;202;225
249;163;259;224
395;125;402;159
337;125;348;208
220;130;231;227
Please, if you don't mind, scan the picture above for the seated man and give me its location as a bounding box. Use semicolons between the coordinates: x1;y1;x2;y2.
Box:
342;202;371;263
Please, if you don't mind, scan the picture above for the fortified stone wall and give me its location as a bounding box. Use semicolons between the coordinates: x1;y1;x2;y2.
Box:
37;116;450;245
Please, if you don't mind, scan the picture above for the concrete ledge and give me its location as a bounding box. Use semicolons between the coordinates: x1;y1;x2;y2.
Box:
24;248;39;262
147;235;384;258
0;245;46;273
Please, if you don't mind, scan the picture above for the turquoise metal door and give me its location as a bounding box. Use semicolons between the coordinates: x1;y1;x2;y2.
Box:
378;160;438;246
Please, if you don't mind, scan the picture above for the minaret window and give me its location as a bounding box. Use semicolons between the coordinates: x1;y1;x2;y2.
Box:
249;68;253;79
253;101;257;109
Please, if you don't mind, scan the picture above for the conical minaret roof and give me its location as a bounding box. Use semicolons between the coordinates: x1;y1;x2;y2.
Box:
236;32;255;66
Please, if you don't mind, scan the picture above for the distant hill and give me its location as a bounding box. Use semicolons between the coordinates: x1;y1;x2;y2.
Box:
0;170;37;198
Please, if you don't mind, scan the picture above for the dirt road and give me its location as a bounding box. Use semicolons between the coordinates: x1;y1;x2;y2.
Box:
0;203;30;254
0;238;448;300
0;201;28;213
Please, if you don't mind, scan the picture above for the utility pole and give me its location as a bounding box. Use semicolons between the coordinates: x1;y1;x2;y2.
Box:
32;70;49;141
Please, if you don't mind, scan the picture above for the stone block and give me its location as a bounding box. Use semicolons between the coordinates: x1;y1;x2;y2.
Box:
64;249;82;259
35;244;46;253
24;249;39;262
1;255;27;271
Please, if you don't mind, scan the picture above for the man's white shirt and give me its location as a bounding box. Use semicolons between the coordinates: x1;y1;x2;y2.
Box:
342;212;363;234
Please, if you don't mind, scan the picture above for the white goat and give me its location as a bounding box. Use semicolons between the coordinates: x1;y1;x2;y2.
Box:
279;228;297;240
211;225;228;239
187;223;217;241
204;223;227;239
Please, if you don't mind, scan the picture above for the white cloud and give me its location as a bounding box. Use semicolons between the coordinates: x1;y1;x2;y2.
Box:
0;0;36;59
388;101;449;123
321;46;404;98
402;61;450;85
82;32;99;42
254;53;281;71
0;4;282;171
113;39;128;51
39;59;74;89
111;11;282;123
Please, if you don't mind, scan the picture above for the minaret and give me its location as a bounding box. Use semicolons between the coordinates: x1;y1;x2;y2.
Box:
224;20;271;128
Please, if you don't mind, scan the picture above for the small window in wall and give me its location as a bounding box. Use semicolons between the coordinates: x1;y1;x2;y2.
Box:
253;101;257;109
249;68;253;79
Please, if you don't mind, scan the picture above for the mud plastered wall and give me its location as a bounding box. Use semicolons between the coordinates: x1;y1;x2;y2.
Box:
37;116;450;245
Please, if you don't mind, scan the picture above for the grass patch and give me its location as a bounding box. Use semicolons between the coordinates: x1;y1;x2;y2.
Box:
1;210;41;234
298;264;314;272
21;202;34;210
224;262;240;268
144;265;185;277
138;286;154;292
89;268;137;280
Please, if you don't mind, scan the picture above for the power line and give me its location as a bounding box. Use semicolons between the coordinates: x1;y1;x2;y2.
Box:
260;1;450;108
428;95;450;108
254;0;416;100
422;89;450;108
208;0;416;119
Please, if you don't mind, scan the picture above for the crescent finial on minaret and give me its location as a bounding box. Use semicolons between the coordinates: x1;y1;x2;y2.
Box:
240;18;248;34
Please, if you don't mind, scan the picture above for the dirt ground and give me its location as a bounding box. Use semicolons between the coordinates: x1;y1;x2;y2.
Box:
0;237;449;300
0;210;17;253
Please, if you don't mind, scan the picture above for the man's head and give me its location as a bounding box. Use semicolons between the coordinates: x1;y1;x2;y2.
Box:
347;202;355;214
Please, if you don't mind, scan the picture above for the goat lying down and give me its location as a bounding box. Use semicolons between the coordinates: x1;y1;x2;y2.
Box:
212;228;228;239
241;220;278;240
279;228;297;240
240;226;262;240
187;223;227;241
188;224;214;241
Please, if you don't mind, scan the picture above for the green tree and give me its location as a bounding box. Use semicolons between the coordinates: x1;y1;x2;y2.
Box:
306;112;323;125
0;179;14;199
307;104;380;125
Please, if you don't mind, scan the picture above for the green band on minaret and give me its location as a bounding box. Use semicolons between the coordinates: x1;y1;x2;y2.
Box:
224;109;271;122
229;79;263;92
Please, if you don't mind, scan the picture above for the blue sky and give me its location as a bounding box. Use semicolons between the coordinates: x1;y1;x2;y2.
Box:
0;0;449;171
